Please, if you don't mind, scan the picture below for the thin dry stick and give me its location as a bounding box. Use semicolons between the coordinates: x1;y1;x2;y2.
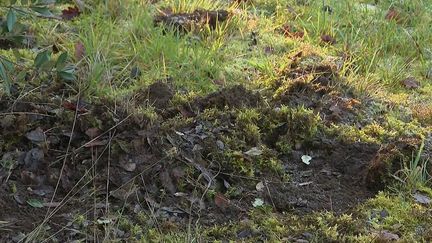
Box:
139;175;163;236
264;179;276;209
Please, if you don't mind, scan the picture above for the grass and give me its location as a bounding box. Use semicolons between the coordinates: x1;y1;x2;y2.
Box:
393;139;431;192
1;0;432;242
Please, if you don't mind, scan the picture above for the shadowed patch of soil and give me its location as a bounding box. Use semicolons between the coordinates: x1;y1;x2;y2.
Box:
271;140;380;214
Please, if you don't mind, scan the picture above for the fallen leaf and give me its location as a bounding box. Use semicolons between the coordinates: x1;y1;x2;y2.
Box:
119;161;136;172
13;194;25;205
20;170;44;185
214;192;230;208
244;147;262;157
61;6;81;20
216;140;225;150
63;100;88;113
25;127;46;143
24;148;44;171
85;128;100;139
27;198;44;208
255;181;265;192
385;8;402;23
301;155;312;165
413;193;431;205
401;77;420;89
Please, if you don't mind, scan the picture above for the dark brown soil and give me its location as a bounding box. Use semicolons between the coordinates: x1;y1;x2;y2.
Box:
135;81;174;109
273;141;380;214
154;9;229;33
0;67;417;241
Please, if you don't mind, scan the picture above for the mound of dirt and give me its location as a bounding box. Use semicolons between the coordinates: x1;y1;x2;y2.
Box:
0;77;420;241
134;81;174;109
195;85;262;110
154;9;229;32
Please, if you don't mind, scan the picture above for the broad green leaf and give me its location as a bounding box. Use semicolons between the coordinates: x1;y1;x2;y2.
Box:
1;58;14;71
27;198;44;208
58;67;76;81
55;52;68;70
34;50;51;69
0;62;9;81
9;0;18;5
7;9;17;32
30;7;53;17
16;70;27;82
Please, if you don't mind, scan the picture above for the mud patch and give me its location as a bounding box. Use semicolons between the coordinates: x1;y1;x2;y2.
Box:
154;9;229;33
270;140;380;214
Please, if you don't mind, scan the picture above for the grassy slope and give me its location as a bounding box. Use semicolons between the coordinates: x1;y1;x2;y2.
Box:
1;0;432;242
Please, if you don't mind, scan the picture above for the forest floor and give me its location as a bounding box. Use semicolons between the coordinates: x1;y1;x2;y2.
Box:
0;0;432;242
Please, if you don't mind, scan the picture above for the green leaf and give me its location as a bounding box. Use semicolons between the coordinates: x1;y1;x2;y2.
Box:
7;9;17;32
30;7;53;17
0;61;12;94
9;0;18;5
34;50;51;69
1;58;14;71
27;198;44;208
16;70;27;82
56;52;68;70
58;66;76;81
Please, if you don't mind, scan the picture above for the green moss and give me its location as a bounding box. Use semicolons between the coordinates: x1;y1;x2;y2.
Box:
262;105;321;154
361;192;432;241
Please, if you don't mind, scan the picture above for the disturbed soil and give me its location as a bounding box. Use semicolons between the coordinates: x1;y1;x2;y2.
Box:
1;55;419;241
